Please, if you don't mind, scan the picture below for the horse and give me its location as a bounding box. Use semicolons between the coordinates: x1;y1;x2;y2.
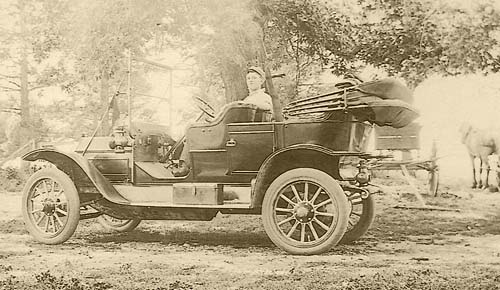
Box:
459;122;500;190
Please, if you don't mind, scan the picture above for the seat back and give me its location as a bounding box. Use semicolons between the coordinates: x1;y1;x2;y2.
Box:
254;109;273;122
186;102;258;150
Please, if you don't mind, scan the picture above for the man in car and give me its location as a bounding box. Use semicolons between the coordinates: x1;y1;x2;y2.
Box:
173;66;272;176
244;66;273;112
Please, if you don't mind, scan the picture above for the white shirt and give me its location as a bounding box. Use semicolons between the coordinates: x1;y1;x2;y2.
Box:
243;88;273;111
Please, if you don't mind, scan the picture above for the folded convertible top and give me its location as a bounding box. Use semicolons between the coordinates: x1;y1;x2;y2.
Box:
283;78;419;128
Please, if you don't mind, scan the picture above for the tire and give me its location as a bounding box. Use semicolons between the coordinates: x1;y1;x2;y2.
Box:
97;215;141;232
262;168;350;255
340;194;375;244
22;168;80;244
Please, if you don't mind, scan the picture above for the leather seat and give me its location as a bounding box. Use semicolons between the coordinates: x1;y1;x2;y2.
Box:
254;109;273;122
186;102;258;150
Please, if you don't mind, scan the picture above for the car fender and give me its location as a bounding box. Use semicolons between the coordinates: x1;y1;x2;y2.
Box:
23;148;129;204
251;144;356;208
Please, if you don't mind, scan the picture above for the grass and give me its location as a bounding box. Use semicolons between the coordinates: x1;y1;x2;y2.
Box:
2;267;500;290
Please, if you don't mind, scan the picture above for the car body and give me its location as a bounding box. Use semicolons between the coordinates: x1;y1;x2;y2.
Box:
21;78;417;255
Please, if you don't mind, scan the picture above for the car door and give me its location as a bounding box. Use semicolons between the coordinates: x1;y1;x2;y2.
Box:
226;123;275;174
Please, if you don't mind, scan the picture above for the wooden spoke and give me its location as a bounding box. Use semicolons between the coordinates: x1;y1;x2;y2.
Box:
315;211;335;217
32;188;41;199
312;217;330;231
304;182;309;201
351;211;362;217
56;208;68;216
290;184;302;202
30;208;42;214
53;188;63;198
275;207;294;213
300;223;306;242
286;221;299;237
44;216;50;232
43;180;50;195
53;213;64;227
310;187;322;204
50;216;56;233
279;194;297;206
278;216;295;226
314;198;332;209
35;213;45;225
308;222;319;240
351;200;363;206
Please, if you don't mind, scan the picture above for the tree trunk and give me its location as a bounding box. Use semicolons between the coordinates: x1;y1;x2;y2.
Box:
20;49;30;127
257;37;284;121
221;62;247;103
99;73;110;136
17;0;34;151
19;0;30;128
263;66;284;122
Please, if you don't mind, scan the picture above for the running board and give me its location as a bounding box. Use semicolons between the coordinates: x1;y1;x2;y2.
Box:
112;184;252;208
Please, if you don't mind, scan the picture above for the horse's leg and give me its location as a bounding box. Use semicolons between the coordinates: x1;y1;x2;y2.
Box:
478;158;483;189
483;157;490;189
471;155;477;189
496;158;500;191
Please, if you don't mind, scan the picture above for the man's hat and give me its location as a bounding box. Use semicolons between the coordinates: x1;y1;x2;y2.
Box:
247;66;265;78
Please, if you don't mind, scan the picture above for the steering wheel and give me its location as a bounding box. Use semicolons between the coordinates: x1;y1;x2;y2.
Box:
344;72;364;83
193;96;215;119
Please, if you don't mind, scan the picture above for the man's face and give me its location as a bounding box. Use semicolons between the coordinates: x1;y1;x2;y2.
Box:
246;72;263;92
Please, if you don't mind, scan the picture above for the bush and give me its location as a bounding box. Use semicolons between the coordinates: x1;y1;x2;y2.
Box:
0;166;29;192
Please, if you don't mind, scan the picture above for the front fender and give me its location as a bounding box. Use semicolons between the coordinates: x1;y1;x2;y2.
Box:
23;148;129;204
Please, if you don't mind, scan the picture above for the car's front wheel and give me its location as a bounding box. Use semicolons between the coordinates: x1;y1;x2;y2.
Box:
262;168;349;255
22;168;80;244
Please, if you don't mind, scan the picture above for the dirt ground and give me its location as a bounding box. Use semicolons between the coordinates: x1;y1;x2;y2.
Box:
1;177;500;290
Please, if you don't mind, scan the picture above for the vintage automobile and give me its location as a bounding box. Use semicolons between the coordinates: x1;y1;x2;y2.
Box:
21;77;417;255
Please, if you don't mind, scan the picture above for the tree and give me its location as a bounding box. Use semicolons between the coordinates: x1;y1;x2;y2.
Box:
258;0;500;90
0;0;66;151
352;0;500;87
60;0;171;135
168;0;264;104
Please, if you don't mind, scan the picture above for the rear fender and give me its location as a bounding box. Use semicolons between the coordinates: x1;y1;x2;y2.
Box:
252;144;354;208
23;149;129;204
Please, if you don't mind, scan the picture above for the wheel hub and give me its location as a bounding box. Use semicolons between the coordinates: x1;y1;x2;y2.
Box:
42;199;56;216
294;202;314;223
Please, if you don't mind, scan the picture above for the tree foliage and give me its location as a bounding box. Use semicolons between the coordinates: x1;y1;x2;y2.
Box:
2;0;500;151
352;0;500;87
258;0;500;89
167;0;264;103
58;0;171;134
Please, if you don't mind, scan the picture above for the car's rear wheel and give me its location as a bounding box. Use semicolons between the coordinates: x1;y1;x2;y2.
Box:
262;168;349;255
97;215;141;232
340;194;375;244
22;168;80;244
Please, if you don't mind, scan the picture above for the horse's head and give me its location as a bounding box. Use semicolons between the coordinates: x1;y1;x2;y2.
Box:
459;122;474;144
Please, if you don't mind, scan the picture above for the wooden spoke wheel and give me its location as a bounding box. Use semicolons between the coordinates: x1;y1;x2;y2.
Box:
22;168;80;244
97;215;141;232
340;192;375;244
262;168;349;255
